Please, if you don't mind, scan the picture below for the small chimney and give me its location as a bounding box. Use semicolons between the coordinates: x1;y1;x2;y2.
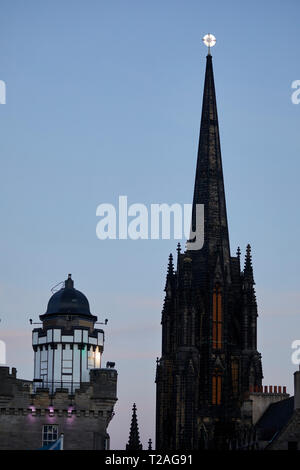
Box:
294;366;300;410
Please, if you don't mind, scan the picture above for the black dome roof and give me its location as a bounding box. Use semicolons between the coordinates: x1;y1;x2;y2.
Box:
43;274;92;317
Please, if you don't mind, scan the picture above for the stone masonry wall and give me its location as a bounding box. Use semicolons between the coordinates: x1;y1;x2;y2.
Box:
0;366;117;450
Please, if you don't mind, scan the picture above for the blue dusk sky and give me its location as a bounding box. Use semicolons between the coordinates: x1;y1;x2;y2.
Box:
0;0;300;449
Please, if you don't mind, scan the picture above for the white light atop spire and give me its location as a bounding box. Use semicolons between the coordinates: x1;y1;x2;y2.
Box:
202;34;216;54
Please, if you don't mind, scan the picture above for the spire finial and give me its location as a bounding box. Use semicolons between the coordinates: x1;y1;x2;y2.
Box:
244;244;254;277
168;253;174;273
126;403;143;450
65;274;74;289
165;254;174;292
237;246;241;259
148;438;152;450
245;244;252;264
203;33;216;56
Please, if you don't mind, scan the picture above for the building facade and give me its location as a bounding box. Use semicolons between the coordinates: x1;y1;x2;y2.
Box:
156;51;263;450
0;275;117;450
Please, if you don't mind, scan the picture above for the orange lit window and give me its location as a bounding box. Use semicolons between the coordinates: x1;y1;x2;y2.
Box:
212;374;222;405
212;286;222;349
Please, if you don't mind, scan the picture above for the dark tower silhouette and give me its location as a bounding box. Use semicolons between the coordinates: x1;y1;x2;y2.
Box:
155;50;263;450
126;403;143;450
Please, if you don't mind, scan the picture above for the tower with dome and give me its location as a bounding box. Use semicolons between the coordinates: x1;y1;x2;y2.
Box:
32;274;105;394
0;274;117;450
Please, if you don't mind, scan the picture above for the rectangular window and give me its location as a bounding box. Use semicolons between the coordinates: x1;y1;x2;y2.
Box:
63;347;72;360
95;347;101;368
62;359;73;374
88;346;95;369
42;425;58;446
40;348;48;377
62;374;72;381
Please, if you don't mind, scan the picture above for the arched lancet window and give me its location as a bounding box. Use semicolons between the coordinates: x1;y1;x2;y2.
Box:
212;373;222;405
212;285;222;350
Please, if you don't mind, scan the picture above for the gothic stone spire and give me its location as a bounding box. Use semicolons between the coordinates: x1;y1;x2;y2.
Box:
126;403;143;450
190;54;230;270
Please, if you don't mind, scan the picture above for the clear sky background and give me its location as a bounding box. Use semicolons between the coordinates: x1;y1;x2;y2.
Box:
0;0;299;449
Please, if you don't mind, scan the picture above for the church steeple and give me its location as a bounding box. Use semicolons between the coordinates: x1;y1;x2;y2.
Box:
156;38;263;450
126;403;143;450
190;52;230;269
